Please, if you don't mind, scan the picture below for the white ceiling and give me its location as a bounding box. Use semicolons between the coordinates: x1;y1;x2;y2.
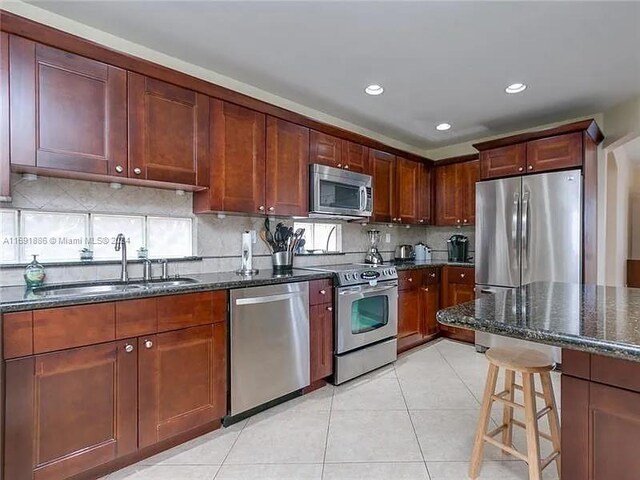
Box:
27;1;640;150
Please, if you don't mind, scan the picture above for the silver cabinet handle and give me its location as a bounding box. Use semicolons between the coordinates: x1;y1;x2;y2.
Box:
268;206;275;212
528;165;533;170
518;167;524;172
115;165;124;173
419;219;424;223
422;287;429;292
460;273;465;278
235;292;304;306
327;306;333;311
456;219;461;223
337;163;342;168
133;167;142;175
319;289;326;295
144;340;153;349
344;165;349;170
430;273;436;278
258;205;265;212
125;344;134;353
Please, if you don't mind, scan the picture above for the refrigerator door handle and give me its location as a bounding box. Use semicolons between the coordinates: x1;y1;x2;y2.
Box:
512;191;520;257
522;190;530;274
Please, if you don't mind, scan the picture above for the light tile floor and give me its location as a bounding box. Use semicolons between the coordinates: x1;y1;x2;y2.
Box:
106;339;561;480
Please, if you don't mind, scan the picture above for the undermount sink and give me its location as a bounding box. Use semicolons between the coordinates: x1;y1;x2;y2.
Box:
31;278;199;297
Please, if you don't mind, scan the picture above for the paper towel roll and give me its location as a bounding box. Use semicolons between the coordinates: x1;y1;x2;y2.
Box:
241;231;252;271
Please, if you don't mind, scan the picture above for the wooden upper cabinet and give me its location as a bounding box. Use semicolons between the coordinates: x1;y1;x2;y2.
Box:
128;73;209;187
310;130;342;168
195;99;266;214
1;32;10;200
265;117;310;216
418;163;433;225
342;140;369;173
4;341;137;480
460;159;479;225
527;132;583;173
435;159;478;226
480;144;526;180
370;149;396;223
9;36;127;176
395;157;420;224
138;324;226;448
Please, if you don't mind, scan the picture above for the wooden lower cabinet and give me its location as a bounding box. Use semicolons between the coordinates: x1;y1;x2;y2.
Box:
398;285;423;353
309;303;334;383
4;341;138;480
138;323;227;448
440;266;475;343
562;351;640;480
397;269;440;353
421;283;440;337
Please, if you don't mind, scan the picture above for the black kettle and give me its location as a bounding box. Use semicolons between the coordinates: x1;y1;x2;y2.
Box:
447;235;468;262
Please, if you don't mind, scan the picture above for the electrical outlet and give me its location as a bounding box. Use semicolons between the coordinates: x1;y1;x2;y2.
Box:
250;230;257;244
385;233;391;243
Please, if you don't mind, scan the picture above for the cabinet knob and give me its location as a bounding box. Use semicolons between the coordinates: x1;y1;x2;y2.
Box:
144;340;153;349
124;344;134;353
460;273;465;278
327;306;333;312
419;219;424;223
430;273;436;278
319;289;326;295
528;165;533;170
337;163;342;168
423;287;429;292
268;206;275;212
408;277;413;282
456;219;461;223
258;205;265;212
133;167;142;175
518;167;524;172
344;165;350;170
463;219;468;223
115;165;124;173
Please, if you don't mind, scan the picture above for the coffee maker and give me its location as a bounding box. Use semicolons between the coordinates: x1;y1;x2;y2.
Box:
447;234;468;262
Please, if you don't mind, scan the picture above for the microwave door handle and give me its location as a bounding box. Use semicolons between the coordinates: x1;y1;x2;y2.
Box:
359;185;366;211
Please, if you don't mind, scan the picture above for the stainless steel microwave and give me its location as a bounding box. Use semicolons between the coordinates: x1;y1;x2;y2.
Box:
309;164;373;219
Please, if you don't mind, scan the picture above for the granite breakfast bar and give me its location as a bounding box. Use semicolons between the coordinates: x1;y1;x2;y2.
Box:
437;281;640;479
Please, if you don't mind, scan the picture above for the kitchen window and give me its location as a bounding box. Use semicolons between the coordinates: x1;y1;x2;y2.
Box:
293;222;342;253
0;208;194;263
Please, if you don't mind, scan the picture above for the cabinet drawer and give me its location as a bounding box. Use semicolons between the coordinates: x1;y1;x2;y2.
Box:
310;279;333;305
398;270;422;290
3;311;34;359
157;291;226;332
447;266;474;285
34;303;115;354
116;297;157;339
422;268;440;285
526;132;583;173
480;144;526;180
591;354;640;393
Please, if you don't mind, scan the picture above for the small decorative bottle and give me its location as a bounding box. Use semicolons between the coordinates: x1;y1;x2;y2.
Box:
24;254;46;288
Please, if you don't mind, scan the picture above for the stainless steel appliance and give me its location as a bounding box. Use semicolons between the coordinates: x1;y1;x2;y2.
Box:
364;229;384;265
447;234;469;262
309;164;373;219
475;169;583;362
414;242;431;261
304;264;398;384
230;282;310;416
394;244;415;261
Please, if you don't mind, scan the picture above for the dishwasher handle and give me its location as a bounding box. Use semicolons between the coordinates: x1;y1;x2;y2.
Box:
235;292;305;306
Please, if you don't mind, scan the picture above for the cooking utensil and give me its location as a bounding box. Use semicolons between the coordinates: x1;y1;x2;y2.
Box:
259;230;274;252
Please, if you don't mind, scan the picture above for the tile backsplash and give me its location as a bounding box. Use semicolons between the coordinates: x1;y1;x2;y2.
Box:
1;174;474;286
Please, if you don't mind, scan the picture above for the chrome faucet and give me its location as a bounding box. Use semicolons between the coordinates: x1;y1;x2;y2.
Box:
114;233;128;282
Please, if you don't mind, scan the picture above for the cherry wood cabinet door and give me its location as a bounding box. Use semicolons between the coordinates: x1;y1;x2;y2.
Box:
395;157;420;224
4;341;137;480
1;32;10;200
526;132;583;174
310;303;334;383
421;283;440;337
265;117;310;216
397;286;423;353
370;149;396;223
479;144;526;180
138;324;227;448
418;163;433;225
9;36;127;176
310;130;342;168
128;72;209;187
342;141;369;173
459;160;479;225
435;163;459;226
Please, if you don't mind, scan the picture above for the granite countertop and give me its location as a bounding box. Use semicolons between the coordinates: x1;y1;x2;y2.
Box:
437;281;640;362
390;260;475;270
0;269;333;313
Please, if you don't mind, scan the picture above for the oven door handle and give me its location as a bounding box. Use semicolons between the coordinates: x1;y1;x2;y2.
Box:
338;282;398;295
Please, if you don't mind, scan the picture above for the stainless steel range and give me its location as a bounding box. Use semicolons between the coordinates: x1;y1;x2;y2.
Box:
305;264;398;384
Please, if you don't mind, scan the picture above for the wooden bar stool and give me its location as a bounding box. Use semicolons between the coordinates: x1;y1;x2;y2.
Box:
469;347;561;480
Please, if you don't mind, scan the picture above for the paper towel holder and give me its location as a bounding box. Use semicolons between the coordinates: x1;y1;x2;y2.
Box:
236;231;259;276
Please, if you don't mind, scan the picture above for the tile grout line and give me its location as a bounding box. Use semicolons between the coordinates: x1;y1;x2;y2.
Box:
212;418;251;479
394;350;433;480
321;385;336;479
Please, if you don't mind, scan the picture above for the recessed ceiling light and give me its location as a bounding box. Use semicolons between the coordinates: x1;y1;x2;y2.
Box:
505;83;527;94
436;123;452;131
365;84;384;96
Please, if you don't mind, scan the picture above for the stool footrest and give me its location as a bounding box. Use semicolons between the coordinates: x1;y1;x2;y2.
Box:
511;419;554;442
481;434;528;462
541;450;561;471
491;391;524;410
513;383;545;399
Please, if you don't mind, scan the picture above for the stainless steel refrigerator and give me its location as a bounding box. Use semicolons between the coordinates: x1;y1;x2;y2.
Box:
475;169;583;362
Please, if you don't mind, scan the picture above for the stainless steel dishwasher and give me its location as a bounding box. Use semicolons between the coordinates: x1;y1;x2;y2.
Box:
230;282;310;416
